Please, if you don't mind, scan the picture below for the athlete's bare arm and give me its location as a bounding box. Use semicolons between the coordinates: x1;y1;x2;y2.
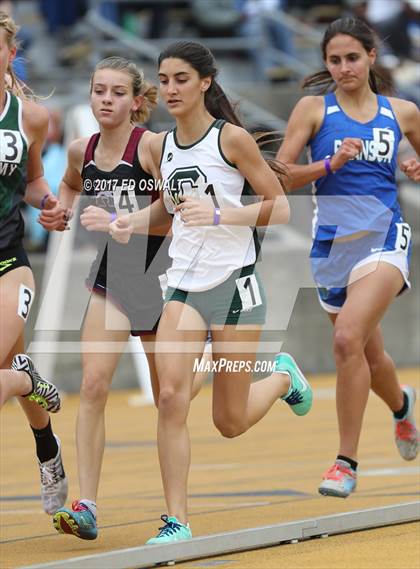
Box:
134;130;171;229
138;130;160;178
22;101;51;208
138;131;172;236
175;124;290;228
219;123;290;225
38;138;87;230
61;137;87;198
278;96;365;189
389;98;420;152
277;96;333;189
390;98;420;182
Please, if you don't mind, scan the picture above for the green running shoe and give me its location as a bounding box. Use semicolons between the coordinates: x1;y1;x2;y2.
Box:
146;515;192;545
275;352;313;416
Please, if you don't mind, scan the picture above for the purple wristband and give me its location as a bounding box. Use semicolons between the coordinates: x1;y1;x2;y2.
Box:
324;158;333;175
213;208;221;226
110;212;117;222
40;193;51;209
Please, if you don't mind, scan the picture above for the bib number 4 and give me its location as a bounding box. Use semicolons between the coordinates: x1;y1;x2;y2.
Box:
113;185;138;214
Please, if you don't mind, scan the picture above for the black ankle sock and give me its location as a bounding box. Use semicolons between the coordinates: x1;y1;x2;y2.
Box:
31;419;58;463
393;391;409;420
337;455;358;471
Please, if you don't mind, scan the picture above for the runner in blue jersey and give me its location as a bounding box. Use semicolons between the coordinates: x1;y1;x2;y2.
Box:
0;11;68;515
277;17;419;498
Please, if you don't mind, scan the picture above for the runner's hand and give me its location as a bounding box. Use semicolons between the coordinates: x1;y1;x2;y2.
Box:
400;158;420;182
38;195;71;231
109;214;133;243
330;138;363;171
81;205;113;232
175;196;215;226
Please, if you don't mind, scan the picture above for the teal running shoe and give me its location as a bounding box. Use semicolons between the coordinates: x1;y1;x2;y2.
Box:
146;515;192;545
53;500;97;540
318;460;357;498
275;352;313;416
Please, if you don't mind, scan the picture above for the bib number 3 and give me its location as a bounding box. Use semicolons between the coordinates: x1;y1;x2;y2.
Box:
18;284;34;321
236;274;262;312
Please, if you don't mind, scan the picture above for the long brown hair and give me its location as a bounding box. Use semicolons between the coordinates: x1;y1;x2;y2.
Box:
91;57;158;124
158;41;289;189
302;17;394;95
0;10;34;99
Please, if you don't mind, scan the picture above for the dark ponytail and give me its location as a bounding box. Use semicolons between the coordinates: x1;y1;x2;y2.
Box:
204;79;243;126
302;17;394;95
158;40;243;126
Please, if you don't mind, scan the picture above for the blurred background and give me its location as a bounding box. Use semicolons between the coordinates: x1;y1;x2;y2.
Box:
3;0;419;392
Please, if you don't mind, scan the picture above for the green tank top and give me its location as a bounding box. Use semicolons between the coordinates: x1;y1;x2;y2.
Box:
0;90;28;249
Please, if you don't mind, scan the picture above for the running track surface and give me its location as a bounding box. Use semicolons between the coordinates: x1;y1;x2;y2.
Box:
1;370;419;568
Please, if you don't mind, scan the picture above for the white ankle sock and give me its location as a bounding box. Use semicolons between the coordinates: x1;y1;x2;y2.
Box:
79;499;97;518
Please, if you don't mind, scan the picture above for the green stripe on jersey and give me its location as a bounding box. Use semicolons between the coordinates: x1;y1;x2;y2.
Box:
0;91;28;219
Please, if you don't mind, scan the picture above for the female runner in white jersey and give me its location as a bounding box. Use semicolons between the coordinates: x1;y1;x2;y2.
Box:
277;17;420;498
110;40;313;543
0;11;68;515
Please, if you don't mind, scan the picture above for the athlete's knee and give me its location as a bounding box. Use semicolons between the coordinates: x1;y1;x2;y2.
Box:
158;388;189;420
80;370;110;406
213;414;247;438
333;325;363;361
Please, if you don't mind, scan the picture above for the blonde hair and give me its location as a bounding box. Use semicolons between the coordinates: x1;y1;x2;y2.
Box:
0;10;33;100
91;56;158;124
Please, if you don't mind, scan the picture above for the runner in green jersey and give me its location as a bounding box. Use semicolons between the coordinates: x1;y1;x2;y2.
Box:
0;10;69;515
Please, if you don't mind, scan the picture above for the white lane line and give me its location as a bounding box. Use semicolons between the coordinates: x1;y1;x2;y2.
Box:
360;466;420;477
0;509;42;515
191;464;239;471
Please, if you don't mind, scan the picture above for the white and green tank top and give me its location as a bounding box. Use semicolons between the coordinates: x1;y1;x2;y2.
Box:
160;119;257;292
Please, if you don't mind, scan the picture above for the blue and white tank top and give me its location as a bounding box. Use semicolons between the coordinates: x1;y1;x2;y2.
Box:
308;92;403;240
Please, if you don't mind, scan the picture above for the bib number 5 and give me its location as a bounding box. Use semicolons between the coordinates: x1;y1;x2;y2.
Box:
395;222;411;254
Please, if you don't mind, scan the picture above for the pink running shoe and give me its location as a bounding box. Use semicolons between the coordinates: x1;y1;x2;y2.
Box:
394;386;418;461
318;459;357;498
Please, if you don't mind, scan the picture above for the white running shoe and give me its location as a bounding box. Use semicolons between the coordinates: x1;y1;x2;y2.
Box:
318;459;357;498
39;436;68;515
394;385;418;461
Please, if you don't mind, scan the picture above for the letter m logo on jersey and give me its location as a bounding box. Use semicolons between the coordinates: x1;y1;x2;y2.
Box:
166;166;207;209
